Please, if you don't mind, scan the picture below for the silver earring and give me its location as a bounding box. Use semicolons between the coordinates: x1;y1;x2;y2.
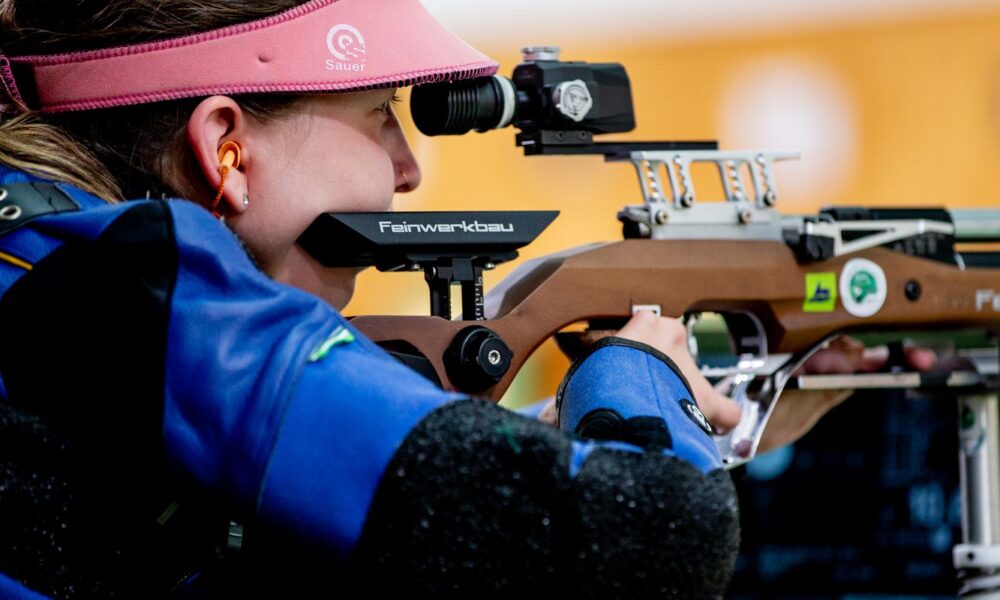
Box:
242;192;250;209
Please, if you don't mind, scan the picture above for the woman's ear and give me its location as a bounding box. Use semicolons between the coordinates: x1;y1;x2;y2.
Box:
186;96;249;215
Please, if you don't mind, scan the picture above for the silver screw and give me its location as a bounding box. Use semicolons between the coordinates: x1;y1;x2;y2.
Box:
654;210;669;225
739;209;753;224
763;190;777;207
0;204;21;221
680;194;694;208
487;349;502;365
522;46;560;62
726;160;745;200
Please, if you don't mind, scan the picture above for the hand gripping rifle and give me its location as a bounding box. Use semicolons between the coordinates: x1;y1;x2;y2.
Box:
298;48;1000;595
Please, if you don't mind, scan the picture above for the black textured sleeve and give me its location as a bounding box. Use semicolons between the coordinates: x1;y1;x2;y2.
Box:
350;399;740;598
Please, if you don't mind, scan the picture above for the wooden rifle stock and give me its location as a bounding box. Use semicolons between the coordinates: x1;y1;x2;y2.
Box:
351;238;1000;400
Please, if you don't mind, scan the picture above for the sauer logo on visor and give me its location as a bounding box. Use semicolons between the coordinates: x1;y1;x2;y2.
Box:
325;23;367;72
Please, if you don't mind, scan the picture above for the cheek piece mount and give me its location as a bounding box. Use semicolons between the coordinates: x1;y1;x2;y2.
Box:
0;0;498;114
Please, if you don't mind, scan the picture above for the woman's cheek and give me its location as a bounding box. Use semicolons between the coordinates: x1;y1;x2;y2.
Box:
228;213;299;276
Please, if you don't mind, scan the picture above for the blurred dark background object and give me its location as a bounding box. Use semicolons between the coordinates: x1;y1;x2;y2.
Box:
728;388;961;599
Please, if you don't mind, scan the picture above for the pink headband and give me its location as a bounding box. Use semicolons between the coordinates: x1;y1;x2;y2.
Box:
5;0;498;113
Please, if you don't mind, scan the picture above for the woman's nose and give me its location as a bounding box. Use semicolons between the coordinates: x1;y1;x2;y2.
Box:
395;154;420;193
387;114;421;193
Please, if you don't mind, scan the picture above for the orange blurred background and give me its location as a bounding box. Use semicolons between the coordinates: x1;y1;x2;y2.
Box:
345;6;1000;408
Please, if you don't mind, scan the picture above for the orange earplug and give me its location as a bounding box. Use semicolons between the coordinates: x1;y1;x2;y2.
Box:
211;141;242;218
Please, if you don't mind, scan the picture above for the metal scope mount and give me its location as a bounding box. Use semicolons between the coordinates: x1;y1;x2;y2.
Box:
297;210;557;321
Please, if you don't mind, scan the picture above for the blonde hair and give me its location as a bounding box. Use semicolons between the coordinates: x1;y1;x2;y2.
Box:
0;0;306;202
0;112;122;200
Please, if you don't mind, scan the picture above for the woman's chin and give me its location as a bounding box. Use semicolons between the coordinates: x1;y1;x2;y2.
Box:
271;245;359;311
320;274;356;311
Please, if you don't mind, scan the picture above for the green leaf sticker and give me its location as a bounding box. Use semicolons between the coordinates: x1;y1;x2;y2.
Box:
804;272;837;312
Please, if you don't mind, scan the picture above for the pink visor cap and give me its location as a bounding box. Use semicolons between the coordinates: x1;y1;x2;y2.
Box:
3;0;498;113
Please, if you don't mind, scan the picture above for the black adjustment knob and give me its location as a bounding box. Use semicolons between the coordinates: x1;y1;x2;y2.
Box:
444;326;513;394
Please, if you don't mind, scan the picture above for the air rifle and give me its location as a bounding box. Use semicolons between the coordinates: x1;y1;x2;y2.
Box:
303;152;1000;455
298;48;1000;596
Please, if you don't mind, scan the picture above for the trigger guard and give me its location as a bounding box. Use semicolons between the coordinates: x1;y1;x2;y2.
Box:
712;336;837;469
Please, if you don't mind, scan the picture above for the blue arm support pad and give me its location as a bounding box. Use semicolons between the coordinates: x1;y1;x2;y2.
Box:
558;338;722;473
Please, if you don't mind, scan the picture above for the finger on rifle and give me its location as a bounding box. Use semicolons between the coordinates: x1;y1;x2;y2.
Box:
701;389;741;433
537;397;557;427
797;335;938;375
614;309;686;350
794;335;864;375
858;344;937;373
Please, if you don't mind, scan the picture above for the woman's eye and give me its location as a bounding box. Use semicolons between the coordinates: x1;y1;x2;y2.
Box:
376;93;402;114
